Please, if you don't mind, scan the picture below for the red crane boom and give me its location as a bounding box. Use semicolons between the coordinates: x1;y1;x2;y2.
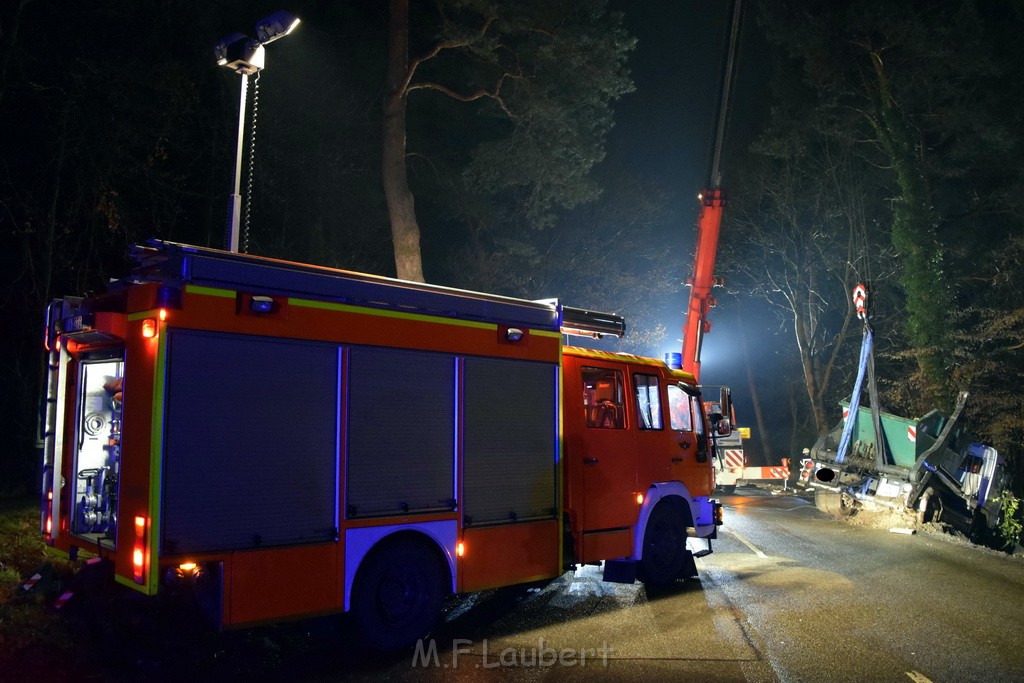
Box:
681;188;726;381
680;0;743;383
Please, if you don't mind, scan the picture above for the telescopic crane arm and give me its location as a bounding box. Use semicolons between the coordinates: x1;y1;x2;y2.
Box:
681;0;743;383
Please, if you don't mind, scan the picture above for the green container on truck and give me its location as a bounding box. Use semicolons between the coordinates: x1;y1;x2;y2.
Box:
807;392;1009;540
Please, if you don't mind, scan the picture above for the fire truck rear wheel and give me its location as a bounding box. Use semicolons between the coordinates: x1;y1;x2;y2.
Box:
640;501;689;585
351;537;448;651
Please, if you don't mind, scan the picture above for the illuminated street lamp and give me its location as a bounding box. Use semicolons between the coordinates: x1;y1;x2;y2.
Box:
214;10;300;253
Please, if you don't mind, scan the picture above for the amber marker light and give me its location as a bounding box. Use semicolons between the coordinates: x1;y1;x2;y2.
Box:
158;308;168;321
141;319;157;338
636;493;644;505
456;541;466;558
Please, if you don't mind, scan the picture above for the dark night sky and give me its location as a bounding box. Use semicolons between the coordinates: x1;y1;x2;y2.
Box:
603;1;779;458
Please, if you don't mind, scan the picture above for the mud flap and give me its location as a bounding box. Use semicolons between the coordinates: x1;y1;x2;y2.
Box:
602;559;637;584
678;550;698;580
163;561;224;630
604;551;698;583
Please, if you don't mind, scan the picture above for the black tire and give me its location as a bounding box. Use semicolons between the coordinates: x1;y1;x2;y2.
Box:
919;489;944;525
351;538;448;651
814;490;852;517
969;511;990;545
641;502;689;585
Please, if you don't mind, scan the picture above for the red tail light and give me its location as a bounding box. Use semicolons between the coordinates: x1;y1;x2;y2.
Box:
41;479;54;541
45;491;53;535
132;516;149;584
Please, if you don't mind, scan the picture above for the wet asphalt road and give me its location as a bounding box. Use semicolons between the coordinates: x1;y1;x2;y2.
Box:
333;487;1024;682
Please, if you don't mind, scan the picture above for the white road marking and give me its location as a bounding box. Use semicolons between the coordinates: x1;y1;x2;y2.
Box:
906;670;934;683
724;527;769;558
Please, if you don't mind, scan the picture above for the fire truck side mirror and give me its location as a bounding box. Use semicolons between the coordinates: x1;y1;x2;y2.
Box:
719;387;733;424
707;407;732;436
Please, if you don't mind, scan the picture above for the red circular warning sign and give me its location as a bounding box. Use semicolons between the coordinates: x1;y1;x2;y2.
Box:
852;283;868;319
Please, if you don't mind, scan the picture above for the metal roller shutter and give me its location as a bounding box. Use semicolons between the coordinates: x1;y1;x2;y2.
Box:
463;358;557;526
345;347;455;518
161;330;339;553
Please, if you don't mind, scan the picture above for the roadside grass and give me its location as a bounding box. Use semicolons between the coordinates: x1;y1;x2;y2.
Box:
0;495;390;680
0;495;79;675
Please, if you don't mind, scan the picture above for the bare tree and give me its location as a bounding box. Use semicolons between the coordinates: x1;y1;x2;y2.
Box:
727;141;896;434
384;0;634;281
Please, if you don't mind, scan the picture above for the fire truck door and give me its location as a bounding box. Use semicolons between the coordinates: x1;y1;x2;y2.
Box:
632;372;673;485
576;362;638;531
667;383;713;496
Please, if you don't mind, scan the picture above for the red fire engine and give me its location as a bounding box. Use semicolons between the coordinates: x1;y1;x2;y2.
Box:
40;240;725;649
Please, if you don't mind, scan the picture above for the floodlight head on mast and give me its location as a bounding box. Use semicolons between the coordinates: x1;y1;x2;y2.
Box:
214;32;246;66
214;9;301;253
255;10;301;45
215;36;265;75
214;10;299;75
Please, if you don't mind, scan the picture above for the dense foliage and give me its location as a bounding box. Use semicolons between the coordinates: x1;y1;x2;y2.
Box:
383;0;635;280
726;0;1024;483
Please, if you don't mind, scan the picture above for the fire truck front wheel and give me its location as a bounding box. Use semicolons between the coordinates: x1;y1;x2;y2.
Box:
640;500;690;585
351;536;449;651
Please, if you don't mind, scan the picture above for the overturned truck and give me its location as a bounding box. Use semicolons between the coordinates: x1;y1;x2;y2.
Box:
806;393;1009;539
803;283;1009;540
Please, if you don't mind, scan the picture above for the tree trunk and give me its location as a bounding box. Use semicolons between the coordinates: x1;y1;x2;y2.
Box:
384;0;425;282
737;313;771;463
792;293;828;434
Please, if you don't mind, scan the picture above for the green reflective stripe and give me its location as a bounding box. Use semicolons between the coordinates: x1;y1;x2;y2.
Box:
186;285;235;298
144;326;168;595
43;546;70;560
290;297;498;330
115;574;148;593
128;311;159;321
185;286;562;336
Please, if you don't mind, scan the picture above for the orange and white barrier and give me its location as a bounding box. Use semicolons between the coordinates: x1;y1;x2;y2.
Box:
723;449;744;469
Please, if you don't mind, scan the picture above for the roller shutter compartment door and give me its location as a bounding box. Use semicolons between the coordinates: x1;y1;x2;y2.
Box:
346;347;455;518
463;358;557;526
161;330;339;554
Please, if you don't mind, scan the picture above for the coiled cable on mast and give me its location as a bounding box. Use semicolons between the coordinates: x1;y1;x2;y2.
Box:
243;71;261;254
